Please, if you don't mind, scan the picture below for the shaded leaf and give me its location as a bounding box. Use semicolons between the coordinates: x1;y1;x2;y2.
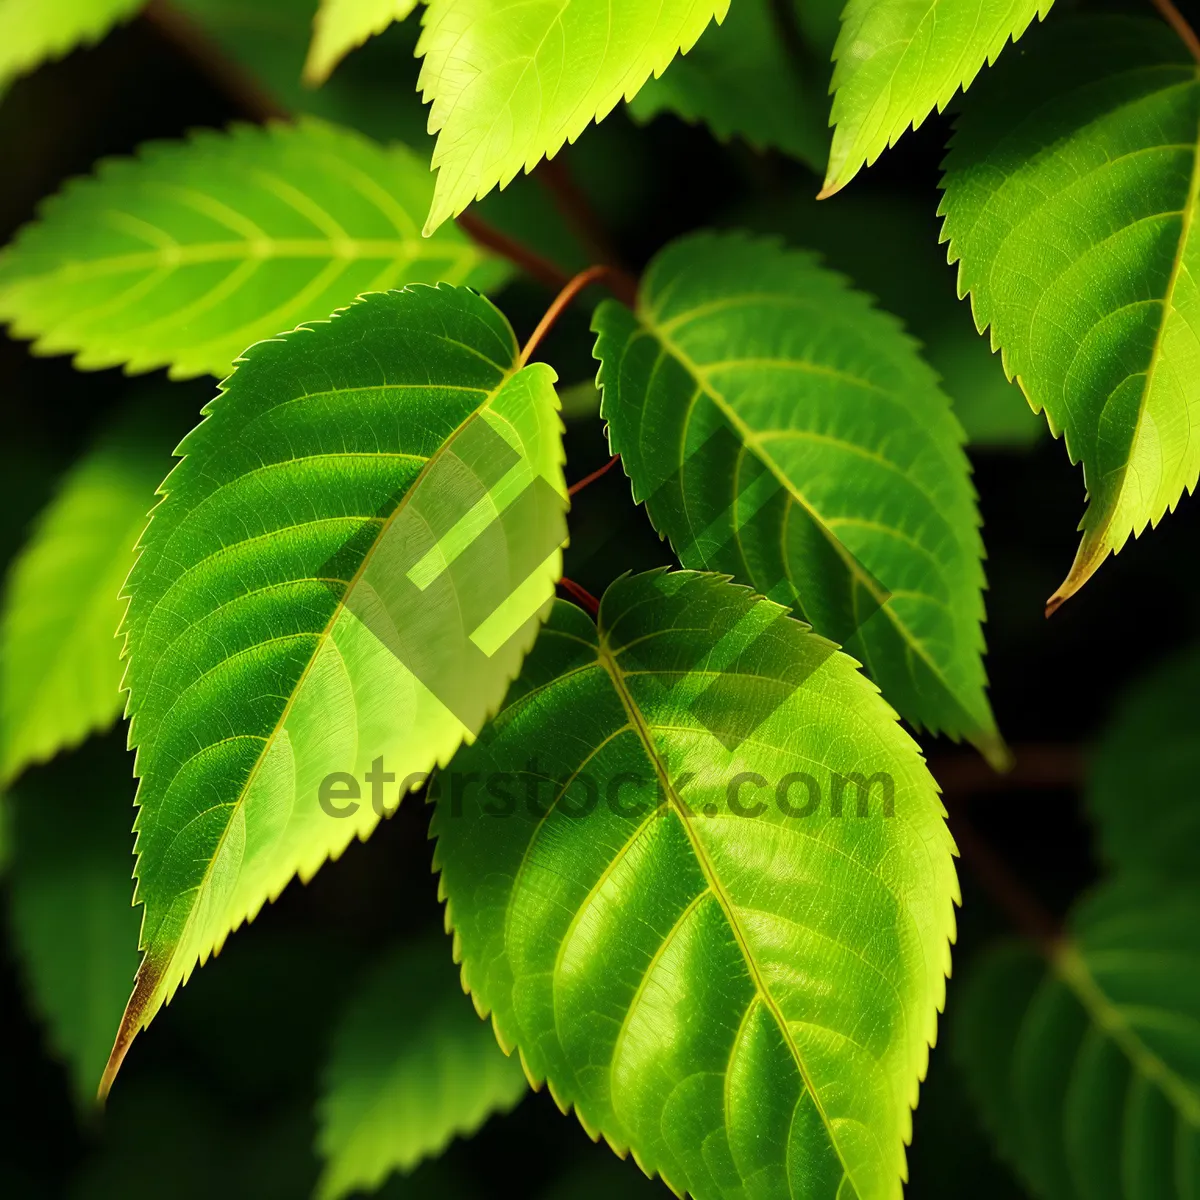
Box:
304;0;418;85
1089;645;1200;886
956;881;1200;1200
176;0;430;146
435;569;958;1200
940;17;1200;610
173;0;592;273
6;737;141;1110
416;0;729;233
628;0;828;170
103;284;567;1096
0;0;143;96
822;0;1051;195
0;118;508;381
316;937;528;1200
1;400;178;785
728;191;1041;447
593;232;1002;761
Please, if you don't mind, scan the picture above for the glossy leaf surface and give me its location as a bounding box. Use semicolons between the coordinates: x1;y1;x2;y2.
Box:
304;0;419;85
941;18;1200;610
0;119;507;381
956;881;1200;1200
629;0;828;170
823;0;1051;195
316;937;527;1199
593;232;1001;761
0;0;143;95
104;284;567;1095
416;0;729;233
435;569;959;1199
0;405;173;785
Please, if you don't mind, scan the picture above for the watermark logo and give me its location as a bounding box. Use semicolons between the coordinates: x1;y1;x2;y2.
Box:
319;415;567;729
318;758;896;823
319;409;890;763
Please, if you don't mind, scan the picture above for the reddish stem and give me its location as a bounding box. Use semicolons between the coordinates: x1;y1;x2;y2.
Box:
455;212;573;293
949;814;1064;953
143;0;288;121
1152;0;1200;62
537;156;623;269
520;265;635;367
568;454;621;497
558;577;600;616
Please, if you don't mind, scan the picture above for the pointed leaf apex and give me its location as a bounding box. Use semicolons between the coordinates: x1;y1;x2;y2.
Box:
1046;528;1111;617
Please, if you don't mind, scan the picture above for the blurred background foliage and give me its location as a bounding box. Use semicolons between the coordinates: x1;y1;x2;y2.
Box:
0;0;1196;1196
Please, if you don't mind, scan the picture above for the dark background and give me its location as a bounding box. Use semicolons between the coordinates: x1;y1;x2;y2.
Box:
1;1;1196;1195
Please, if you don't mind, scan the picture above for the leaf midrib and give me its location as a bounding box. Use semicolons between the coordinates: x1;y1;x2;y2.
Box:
642;311;984;738
1054;941;1200;1127
594;631;859;1196
0;237;474;290
128;358;519;1002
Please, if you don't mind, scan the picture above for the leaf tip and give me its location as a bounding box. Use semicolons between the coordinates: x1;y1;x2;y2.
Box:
1046;530;1110;617
97;955;161;1103
975;731;1014;774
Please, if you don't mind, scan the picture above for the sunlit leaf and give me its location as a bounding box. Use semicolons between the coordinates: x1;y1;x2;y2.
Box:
316;937;527;1200
594;232;1003;761
435;569;959;1199
0;118;508;381
956;880;1200;1200
822;0;1052;196
304;0;419;86
171;0;591;274
0;0;143;96
416;0;729;233
102;283;567;1097
941;17;1200;610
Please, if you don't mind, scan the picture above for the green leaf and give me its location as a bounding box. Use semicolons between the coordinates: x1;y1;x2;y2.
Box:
416;0;729;233
175;0;431;147
593;232;1003;762
729;191;1042;447
1;401;176;786
955;881;1200;1200
0;0;143;96
6;738;141;1110
316;936;528;1200
0;118;508;382
102;284;567;1096
434;569;959;1200
821;0;1052;196
940;17;1200;611
172;0;594;273
628;0;828;171
303;0;419;86
1089;645;1200;886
